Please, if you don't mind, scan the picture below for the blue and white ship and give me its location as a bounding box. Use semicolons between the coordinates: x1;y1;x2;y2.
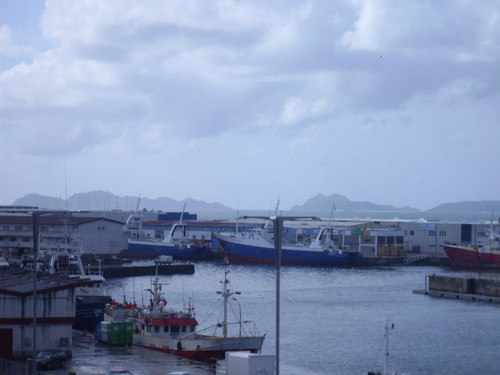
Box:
121;210;216;261
212;226;363;266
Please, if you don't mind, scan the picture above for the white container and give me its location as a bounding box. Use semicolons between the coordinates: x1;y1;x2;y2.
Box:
224;352;275;375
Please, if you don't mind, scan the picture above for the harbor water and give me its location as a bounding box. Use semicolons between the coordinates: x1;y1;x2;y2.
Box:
95;263;500;375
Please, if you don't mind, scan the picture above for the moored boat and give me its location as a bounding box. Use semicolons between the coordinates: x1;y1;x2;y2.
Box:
106;269;265;362
212;226;363;266
121;208;216;261
442;226;500;268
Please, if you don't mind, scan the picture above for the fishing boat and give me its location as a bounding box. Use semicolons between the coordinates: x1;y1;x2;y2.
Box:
442;226;500;268
121;206;216;261
22;249;111;332
212;226;363;266
368;319;398;375
106;269;265;362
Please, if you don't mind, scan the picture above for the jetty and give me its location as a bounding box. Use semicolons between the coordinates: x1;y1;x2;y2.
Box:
89;263;194;278
414;274;500;303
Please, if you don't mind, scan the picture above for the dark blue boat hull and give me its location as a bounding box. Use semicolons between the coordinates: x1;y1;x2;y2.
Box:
74;296;111;332
217;238;363;266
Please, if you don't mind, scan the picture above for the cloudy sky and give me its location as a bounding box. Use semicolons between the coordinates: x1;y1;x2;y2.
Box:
1;0;498;211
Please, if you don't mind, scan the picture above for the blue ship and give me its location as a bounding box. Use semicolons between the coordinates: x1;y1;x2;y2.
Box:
122;234;216;260
213;227;363;266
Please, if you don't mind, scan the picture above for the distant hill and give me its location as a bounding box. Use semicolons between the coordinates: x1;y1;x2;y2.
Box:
427;200;500;213
13;191;232;211
290;193;419;212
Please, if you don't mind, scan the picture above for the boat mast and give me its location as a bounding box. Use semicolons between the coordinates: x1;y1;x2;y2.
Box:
383;319;394;375
217;269;240;338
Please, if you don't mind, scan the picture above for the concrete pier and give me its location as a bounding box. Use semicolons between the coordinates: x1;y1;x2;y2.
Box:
414;274;500;304
91;263;195;278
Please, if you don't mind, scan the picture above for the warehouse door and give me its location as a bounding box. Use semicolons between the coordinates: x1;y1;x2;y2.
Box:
461;224;472;244
0;328;13;358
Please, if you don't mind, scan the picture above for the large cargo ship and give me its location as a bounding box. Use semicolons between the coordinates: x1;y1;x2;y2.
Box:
442;228;500;268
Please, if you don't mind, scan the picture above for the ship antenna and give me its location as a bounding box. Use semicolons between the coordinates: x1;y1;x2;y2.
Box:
216;268;240;338
328;204;336;227
383;318;395;375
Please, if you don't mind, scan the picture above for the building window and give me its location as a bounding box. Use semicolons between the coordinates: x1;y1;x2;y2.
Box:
190;326;195;332
2;225;9;230
429;230;436;236
410;230;414;236
154;326;159;333
439;231;447;236
182;326;187;332
164;326;169;333
15;225;22;231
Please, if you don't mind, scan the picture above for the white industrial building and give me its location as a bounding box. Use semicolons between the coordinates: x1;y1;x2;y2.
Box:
0;269;91;359
0;213;128;262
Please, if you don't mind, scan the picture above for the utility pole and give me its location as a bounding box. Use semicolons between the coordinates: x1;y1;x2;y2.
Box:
31;212;39;374
239;215;319;375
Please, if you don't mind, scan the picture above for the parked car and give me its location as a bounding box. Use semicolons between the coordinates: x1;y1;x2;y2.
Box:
106;370;135;375
35;350;66;370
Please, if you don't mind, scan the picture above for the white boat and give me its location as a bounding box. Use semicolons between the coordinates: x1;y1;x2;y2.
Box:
21;242;110;332
107;269;265;362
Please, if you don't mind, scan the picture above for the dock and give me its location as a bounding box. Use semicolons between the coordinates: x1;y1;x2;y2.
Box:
413;289;500;303
414;274;500;304
90;263;195;278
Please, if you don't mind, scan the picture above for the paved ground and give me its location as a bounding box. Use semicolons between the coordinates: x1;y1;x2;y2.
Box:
33;331;215;375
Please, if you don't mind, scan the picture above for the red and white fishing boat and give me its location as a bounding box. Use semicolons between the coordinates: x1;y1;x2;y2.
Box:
442;226;500;268
116;270;265;362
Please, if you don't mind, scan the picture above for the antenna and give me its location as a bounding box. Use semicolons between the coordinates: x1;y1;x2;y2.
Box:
64;159;68;211
383;318;395;375
180;202;187;224
327;204;336;227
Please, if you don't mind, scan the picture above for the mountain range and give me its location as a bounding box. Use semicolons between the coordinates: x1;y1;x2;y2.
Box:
12;191;231;211
10;191;500;213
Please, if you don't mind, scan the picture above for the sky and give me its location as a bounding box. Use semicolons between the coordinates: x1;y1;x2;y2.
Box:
0;0;499;211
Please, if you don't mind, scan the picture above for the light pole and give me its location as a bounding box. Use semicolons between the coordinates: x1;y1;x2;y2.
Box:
239;215;318;375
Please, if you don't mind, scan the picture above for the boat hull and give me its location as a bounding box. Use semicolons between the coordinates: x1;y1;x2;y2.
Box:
122;240;217;261
74;296;111;332
217;236;363;266
442;244;500;268
133;333;265;362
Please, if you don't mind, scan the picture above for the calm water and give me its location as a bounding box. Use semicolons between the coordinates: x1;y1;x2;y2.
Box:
102;263;500;375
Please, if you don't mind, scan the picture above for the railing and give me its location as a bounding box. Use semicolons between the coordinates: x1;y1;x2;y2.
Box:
404;254;430;264
0;357;44;375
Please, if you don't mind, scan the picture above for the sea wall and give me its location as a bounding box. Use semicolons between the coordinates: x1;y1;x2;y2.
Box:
428;275;500;297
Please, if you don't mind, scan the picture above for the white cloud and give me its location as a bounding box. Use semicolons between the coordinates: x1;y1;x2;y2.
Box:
0;25;37;57
1;0;499;209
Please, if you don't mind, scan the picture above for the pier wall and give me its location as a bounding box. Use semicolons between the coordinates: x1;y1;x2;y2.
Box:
100;264;194;278
428;275;500;297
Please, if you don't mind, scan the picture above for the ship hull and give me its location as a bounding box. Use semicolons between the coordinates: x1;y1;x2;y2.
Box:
442;244;500;268
122;240;217;261
133;333;264;362
216;236;363;266
74;296;111;332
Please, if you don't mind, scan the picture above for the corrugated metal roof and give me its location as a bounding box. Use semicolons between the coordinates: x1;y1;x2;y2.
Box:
0;214;124;225
0;268;93;296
